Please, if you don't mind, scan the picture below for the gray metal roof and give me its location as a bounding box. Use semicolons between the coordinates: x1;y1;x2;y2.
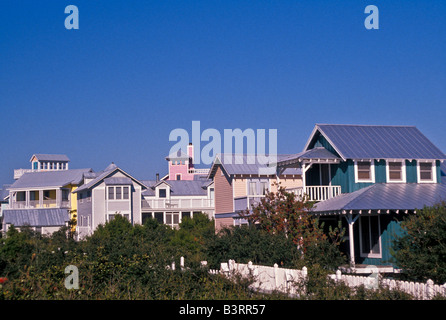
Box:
31;154;70;162
8;168;93;190
141;179;212;197
209;154;302;178
165;150;191;160
313;183;446;214
104;177;133;185
308;124;446;160
2;208;70;227
277;147;341;167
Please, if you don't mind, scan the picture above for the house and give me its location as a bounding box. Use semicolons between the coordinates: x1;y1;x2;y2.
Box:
276;124;446;272
140;178;215;228
2;154;92;235
165;143;209;180
73;163;147;240
207;153;303;231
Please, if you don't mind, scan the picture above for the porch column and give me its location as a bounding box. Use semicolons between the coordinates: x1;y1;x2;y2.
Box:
345;213;359;268
39;190;43;208
56;189;62;207
25;190;30;208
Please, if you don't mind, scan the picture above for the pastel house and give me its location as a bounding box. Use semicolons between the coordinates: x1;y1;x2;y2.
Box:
276;124;446;272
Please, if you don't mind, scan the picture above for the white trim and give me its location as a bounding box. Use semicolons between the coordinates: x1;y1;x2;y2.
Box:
417;160;437;183
385;160;406;183
354;160;375;183
359;215;382;259
303;126;346;161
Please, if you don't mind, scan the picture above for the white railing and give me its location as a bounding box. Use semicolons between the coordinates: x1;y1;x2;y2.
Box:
11;199;68;209
188;168;210;174
141;198;214;210
287;185;342;202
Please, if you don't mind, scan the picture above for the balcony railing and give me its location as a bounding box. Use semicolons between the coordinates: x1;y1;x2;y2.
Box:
188;168;210;174
11;199;70;209
141;198;214;210
286;185;342;202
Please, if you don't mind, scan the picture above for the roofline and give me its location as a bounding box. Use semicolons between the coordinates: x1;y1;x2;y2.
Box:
303;125;347;161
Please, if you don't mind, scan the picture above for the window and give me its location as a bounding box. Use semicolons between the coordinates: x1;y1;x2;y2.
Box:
355;161;375;183
360;216;381;258
176;174;181;180
249;182;257;195
166;212;180;228
387;161;406;182
418;162;436;183
159;189;167;198
260;182;269;195
108;187;114;200
33;162;38;170
182;212;191;220
123;186;129;199
154;212;164;224
116;187;122;200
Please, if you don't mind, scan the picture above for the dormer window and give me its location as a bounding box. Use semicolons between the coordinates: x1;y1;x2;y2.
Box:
159;189;167;198
355;160;375;183
386;161;406;183
418;161;436;183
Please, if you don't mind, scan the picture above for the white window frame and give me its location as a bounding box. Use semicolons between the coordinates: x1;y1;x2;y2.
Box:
354;160;375;183
359;215;382;259
386;160;406;183
417;160;437;183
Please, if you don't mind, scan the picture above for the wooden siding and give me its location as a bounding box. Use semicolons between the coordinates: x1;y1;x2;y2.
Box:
271;176;302;193
406;160;418;183
214;166;234;214
215;216;234;232
233;178;247;197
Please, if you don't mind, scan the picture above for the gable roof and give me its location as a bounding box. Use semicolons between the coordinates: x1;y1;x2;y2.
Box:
208;153;302;179
73;163;146;193
312;183;446;214
8;168;93;190
305;124;446;161
277;147;341;167
30;154;70;162
165;149;191;160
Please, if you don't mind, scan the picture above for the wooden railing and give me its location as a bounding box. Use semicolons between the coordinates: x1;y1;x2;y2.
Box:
286;185;342;202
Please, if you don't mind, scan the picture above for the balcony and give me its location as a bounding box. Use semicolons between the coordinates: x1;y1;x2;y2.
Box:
234;196;265;212
11;199;70;209
188;168;210;175
286;185;342;202
141;198;214;210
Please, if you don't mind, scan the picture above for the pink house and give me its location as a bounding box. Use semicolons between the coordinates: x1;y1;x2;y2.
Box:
165;143;209;180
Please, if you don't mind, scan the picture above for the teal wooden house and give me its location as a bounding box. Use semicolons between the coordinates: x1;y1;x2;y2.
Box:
277;124;446;273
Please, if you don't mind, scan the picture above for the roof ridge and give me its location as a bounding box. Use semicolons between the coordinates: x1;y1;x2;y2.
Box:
316;123;416;128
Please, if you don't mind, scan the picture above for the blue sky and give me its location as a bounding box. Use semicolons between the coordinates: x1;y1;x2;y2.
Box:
1;0;445;184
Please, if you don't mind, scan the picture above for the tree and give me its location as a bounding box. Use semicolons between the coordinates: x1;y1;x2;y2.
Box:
241;185;345;269
392;201;446;283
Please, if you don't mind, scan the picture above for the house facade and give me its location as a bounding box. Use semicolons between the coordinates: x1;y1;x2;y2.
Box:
277;124;446;272
73;163;147;240
2;154;91;235
208;154;303;231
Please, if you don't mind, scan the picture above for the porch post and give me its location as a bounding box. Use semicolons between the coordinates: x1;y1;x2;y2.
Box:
345;213;359;269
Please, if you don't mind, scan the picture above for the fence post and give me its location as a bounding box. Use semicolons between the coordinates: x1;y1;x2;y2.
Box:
426;279;434;300
180;256;185;270
171;261;175;271
274;264;279;289
336;269;342;283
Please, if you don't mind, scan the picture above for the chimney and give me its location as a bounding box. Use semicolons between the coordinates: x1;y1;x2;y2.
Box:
156;173;159;181
187;142;194;168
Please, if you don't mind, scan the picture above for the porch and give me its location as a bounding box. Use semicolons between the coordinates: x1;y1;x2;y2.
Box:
10;189;71;209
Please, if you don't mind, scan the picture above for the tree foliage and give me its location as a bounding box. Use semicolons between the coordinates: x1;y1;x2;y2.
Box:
392;201;446;283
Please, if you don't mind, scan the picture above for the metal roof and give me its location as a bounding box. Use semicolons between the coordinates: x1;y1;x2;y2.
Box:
277;147;341;167
313;183;446;214
8;168;93;190
2;208;70;227
141;179;212;197
208;153;302;178
104;177;133;185
31;154;70;162
307;124;446;160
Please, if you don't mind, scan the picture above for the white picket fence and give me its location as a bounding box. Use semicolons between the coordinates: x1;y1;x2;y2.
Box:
205;259;446;300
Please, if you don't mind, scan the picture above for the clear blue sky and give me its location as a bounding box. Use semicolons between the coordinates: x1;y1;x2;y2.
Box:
1;0;445;184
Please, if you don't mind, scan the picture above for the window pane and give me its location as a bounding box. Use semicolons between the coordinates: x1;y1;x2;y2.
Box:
116;187;122;200
358;171;370;180
357;161;371;180
420;171;432;180
389;171;401;180
159;189;166;198
361;217;371;254
108;187;114;200
155;212;163;224
173;213;179;224
249;182;257;195
166;213;172;225
419;163;432;180
370;216;381;254
182;212;191;219
358;162;371;170
123;187;129;199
